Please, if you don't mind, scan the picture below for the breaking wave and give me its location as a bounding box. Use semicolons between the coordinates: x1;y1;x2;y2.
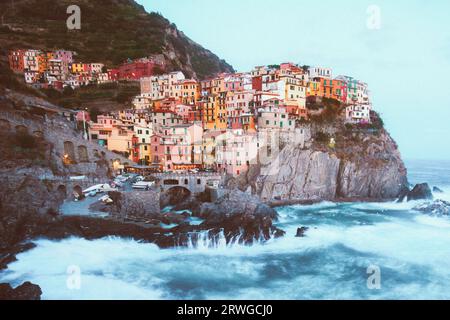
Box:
2;159;450;299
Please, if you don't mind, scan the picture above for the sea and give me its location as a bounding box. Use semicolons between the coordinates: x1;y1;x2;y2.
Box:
1;159;450;300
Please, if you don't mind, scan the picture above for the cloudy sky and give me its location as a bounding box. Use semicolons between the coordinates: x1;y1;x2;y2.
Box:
139;0;450;160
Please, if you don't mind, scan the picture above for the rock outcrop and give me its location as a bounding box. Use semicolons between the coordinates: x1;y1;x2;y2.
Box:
0;282;42;300
407;183;433;202
188;190;284;244
252;126;408;202
296;227;309;238
110;191;160;219
413;200;450;216
433;186;444;194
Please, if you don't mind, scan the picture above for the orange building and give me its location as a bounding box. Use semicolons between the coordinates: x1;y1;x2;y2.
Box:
37;53;48;74
308;80;322;97
332;79;348;103
241;113;256;132
180;79;201;105
308;78;335;99
8;50;25;73
201;94;227;130
284;100;308;121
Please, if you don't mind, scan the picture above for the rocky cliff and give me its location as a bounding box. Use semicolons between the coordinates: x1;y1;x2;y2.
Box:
0;88;130;253
236;118;408;203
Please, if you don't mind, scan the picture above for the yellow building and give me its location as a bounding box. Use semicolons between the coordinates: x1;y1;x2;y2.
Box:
138;143;152;165
37;54;48;74
201;93;227;131
180;79;200;105
308;80;322;97
71;63;86;74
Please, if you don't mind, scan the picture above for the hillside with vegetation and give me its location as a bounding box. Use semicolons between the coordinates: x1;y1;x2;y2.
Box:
0;0;233;78
0;0;234;109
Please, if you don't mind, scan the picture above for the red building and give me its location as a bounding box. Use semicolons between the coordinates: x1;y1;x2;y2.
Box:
8;50;26;73
188;106;203;123
117;58;160;81
252;76;263;91
108;69;120;82
131;136;140;163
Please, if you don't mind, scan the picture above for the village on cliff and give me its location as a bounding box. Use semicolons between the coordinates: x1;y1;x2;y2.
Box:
8;49;373;178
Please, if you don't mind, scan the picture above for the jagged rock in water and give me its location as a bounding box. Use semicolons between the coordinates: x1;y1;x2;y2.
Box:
0;282;42;300
413;200;450;216
195;190;284;243
296;227;309;238
433;186;444;193
407;183;433;202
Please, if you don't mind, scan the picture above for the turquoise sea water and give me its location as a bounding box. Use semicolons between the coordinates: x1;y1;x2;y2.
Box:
1;159;450;300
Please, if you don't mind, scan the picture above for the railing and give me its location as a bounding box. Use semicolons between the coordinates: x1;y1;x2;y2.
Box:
152;172;223;178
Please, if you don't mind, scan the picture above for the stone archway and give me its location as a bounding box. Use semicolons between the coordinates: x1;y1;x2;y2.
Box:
63;141;76;164
0;119;10;131
165;186;192;206
77;145;89;163
15;125;28;134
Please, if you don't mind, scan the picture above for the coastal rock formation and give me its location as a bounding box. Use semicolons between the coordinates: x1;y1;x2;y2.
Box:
398;183;434;202
296;227;309;238
110;191;160;219
433;186;444;193
0;91;130;253
0;282;42;300
407;183;433;201
250;125;408;202
190;190;284;244
413;200;450;216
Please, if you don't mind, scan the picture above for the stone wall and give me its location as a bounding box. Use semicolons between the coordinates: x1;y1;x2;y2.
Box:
111;191;160;219
0;109;131;178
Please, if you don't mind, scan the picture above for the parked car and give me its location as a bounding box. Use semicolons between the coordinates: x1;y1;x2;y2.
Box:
132;181;155;190
82;184;118;196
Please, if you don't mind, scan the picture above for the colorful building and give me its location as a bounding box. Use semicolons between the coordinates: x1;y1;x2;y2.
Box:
8;50;26;73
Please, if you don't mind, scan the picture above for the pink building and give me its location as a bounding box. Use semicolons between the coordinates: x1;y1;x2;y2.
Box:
54;50;75;74
226;91;254;130
76;110;91;123
215;131;258;176
175;104;193;123
151;134;165;168
224;74;245;92
151;123;203;171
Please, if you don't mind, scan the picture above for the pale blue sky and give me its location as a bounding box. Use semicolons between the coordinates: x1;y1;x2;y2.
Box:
138;0;450;160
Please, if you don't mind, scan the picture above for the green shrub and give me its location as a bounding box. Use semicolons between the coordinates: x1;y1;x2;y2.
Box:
315;131;330;143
